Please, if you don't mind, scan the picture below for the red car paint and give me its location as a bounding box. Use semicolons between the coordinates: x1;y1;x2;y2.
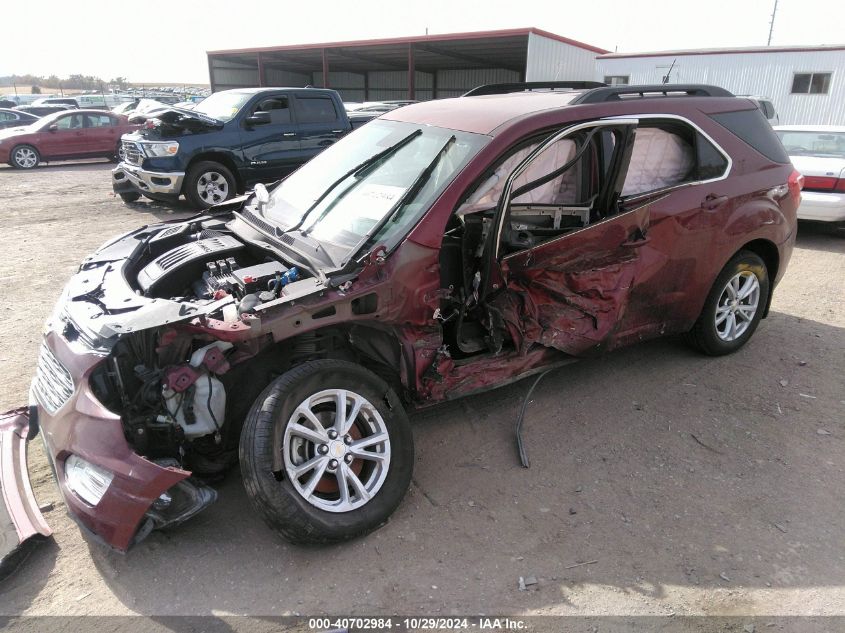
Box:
0;408;51;577
25;88;797;551
35;331;190;549
0;109;138;165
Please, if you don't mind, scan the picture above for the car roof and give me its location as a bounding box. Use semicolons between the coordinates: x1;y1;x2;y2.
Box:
383;91;583;135
222;87;337;95
774;125;845;133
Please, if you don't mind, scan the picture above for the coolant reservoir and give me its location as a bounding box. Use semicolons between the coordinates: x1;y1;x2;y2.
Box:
163;372;226;439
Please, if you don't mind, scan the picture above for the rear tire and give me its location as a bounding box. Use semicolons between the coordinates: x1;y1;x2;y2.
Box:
239;359;413;544
184;161;236;209
10;145;39;169
685;250;769;356
109;141;124;163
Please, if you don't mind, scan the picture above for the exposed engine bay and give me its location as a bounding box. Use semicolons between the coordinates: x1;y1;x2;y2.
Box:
76;219;323;477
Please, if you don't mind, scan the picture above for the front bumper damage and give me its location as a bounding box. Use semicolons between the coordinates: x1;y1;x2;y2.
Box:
31;331;215;551
0;407;51;579
112;162;185;200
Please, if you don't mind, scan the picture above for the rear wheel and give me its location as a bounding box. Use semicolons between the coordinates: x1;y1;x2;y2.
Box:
239;359;413;544
184;161;236;209
10;145;39;169
110;141;124;163
686;250;769;356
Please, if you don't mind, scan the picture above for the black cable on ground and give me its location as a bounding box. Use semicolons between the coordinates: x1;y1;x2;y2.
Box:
515;368;556;469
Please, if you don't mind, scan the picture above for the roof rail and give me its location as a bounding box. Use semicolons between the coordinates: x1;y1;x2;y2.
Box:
571;84;734;104
463;81;607;97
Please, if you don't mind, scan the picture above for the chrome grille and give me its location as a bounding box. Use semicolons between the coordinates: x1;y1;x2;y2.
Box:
33;344;74;413
122;140;144;166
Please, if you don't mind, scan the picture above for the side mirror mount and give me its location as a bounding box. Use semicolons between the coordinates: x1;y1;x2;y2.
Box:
245;111;271;127
253;183;270;214
48;124;58;132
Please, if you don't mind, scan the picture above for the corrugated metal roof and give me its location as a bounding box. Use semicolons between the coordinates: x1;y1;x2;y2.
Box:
600;44;845;59
208;28;609;56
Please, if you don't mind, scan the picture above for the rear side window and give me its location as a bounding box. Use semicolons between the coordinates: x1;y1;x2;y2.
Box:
296;97;338;124
85;114;115;127
710;109;790;163
621;122;729;197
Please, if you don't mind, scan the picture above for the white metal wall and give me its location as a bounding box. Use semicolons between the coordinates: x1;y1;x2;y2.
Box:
596;50;845;125
525;33;601;82
435;68;520;98
210;59;258;89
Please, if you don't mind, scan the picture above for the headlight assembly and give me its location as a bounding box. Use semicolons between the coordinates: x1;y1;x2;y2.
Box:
142;141;179;157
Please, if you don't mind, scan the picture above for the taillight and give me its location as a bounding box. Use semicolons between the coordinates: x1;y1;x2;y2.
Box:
836;178;845;193
788;169;804;204
802;175;836;190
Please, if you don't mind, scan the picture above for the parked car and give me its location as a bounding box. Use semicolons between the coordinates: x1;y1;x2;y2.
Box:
0;108;40;130
774;125;845;225
355;100;419;113
112;87;376;209
0;109;140;168
31;97;80;109
740;95;778;125
112;100;140;115
13;104;74;117
5;83;799;560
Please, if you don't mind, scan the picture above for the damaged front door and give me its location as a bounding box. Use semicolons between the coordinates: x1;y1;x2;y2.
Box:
485;119;653;356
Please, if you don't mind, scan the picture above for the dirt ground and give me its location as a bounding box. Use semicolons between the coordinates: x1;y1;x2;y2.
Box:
0;160;843;618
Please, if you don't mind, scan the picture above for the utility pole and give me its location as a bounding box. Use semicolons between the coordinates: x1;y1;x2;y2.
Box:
767;0;779;46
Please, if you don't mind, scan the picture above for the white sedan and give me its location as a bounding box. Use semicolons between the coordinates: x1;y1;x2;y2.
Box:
774;125;845;224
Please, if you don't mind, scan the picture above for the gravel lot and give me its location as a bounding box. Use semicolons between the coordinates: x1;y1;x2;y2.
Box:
1;160;844;618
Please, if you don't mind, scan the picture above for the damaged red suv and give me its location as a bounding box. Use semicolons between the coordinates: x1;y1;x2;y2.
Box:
6;83;800;555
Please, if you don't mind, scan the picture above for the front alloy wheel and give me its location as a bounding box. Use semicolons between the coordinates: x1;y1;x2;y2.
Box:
196;170;229;205
283;389;391;513
240;360;413;544
184;160;237;209
11;145;39;169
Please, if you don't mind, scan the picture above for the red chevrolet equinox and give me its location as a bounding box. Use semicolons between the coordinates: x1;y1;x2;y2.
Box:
4;83;801;559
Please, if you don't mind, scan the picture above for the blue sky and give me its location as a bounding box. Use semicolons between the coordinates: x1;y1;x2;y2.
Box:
3;0;843;83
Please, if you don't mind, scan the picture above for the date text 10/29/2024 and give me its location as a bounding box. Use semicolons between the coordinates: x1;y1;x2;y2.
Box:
307;617;528;630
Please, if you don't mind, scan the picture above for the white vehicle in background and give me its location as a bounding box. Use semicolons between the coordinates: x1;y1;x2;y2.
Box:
774;126;845;226
741;95;778;125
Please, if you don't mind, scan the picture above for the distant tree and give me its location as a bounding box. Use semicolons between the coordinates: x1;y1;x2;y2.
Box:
31;85;41;94
110;76;128;90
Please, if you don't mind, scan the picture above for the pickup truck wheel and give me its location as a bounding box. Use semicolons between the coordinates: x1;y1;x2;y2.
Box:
185;161;236;209
685;250;769;356
119;192;141;203
10;145;39;169
239;359;413;544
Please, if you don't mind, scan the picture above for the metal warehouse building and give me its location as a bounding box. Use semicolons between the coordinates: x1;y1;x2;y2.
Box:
596;45;845;125
206;28;607;101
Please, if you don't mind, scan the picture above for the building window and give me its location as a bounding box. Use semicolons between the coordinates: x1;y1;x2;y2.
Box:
791;72;832;94
604;75;630;86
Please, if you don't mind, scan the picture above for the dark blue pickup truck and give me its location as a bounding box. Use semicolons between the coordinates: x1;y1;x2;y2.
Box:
113;87;374;208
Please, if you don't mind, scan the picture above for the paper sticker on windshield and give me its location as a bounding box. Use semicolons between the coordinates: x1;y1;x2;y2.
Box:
343;184;407;219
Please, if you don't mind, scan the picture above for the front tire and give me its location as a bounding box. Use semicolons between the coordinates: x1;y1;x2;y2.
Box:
686;250;769;356
184;161;236;209
10;145;39;169
240;359;413;544
119;192;141;203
